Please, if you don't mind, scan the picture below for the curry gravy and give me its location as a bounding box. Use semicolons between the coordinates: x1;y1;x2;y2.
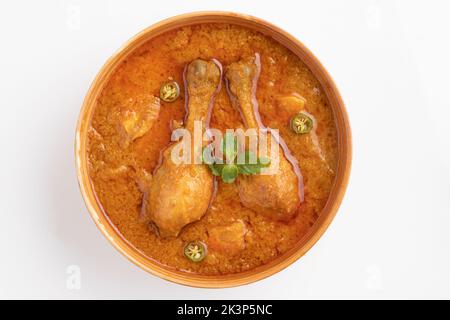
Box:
87;23;338;275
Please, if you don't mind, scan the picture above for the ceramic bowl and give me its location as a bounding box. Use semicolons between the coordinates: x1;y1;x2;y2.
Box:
75;11;352;288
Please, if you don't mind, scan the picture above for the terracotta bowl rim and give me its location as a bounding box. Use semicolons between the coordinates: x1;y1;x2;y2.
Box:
75;11;352;288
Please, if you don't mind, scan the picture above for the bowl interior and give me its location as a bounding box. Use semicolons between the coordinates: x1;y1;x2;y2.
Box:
75;12;351;288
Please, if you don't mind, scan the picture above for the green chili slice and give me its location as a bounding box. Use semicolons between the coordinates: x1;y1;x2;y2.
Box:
160;81;180;102
290;112;313;134
184;241;207;262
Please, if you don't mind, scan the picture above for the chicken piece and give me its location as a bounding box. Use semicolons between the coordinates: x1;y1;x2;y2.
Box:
225;54;303;221
146;59;221;237
117;94;160;147
208;220;247;256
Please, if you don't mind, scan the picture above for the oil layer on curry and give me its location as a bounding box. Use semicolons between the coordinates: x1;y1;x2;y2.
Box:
87;23;338;275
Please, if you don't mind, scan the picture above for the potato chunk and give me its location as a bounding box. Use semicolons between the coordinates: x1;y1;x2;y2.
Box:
208;220;247;255
117;94;160;147
276;93;306;114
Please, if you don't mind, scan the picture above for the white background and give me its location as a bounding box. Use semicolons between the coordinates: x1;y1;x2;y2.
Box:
1;0;449;299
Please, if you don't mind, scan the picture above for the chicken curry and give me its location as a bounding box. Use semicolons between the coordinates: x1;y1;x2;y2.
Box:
87;23;338;275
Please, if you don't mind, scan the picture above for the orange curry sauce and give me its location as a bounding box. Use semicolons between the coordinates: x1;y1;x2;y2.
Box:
87;24;338;275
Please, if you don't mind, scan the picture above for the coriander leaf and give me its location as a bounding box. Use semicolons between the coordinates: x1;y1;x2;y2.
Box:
221;132;238;163
238;165;253;175
258;156;271;167
237;154;271;175
245;150;258;165
209;164;223;176
238;163;261;175
221;164;238;183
